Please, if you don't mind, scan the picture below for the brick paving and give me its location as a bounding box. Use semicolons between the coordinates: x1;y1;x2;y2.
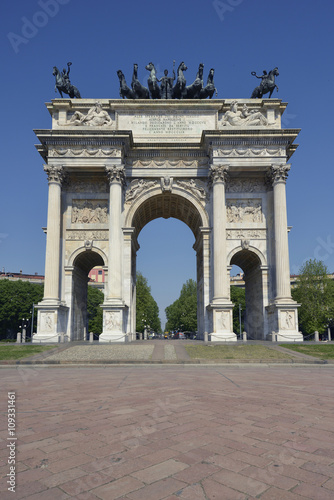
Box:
1;365;334;499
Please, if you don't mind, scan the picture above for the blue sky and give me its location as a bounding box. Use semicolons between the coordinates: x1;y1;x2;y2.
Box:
1;0;334;328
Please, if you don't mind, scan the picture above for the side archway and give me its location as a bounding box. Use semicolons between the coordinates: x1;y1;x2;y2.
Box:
66;248;107;341
228;245;267;340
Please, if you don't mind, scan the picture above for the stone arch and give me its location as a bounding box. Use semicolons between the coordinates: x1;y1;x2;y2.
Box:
68;245;108;269
67;248;107;341
123;187;210;339
228;246;267;340
125;185;210;237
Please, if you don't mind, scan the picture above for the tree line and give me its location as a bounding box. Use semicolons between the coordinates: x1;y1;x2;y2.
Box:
1;259;333;339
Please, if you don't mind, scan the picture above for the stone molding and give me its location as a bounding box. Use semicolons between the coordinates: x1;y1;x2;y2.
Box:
49;147;121;158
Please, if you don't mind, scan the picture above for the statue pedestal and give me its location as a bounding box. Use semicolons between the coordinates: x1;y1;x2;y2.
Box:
266;302;303;342
33;303;68;343
209;303;237;342
99;303;127;342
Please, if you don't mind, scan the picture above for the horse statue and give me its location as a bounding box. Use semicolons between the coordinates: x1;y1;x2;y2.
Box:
184;63;204;99
145;62;161;99
199;68;218;99
172;61;187;99
251;67;279;98
53;62;81;98
131;63;150;99
117;70;135;99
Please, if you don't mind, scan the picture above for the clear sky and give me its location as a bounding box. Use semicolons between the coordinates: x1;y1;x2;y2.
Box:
1;0;334;328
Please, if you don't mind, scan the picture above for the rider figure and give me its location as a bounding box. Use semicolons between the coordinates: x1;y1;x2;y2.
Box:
252;70;268;90
61;62;72;93
158;67;176;99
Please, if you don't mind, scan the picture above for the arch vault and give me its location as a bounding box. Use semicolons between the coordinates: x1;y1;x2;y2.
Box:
33;98;302;342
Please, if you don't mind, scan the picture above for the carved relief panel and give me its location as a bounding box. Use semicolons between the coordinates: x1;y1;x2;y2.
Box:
226;199;263;223
71;200;108;224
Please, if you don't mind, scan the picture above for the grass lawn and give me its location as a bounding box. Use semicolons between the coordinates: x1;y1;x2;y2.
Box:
185;344;293;360
0;345;55;360
279;344;334;360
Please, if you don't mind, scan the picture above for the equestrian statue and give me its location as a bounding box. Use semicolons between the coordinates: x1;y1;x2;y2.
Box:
251;67;279;98
53;62;81;98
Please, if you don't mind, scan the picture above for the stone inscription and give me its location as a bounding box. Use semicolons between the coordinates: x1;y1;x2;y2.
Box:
67;230;108;241
120;112;214;136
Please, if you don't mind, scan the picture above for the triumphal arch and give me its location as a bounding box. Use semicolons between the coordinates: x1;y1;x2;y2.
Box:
33;98;302;342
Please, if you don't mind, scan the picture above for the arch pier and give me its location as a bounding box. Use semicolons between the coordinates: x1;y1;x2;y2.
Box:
33;99;302;342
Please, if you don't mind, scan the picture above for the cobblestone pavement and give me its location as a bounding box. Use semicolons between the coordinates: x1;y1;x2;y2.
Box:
1;365;334;499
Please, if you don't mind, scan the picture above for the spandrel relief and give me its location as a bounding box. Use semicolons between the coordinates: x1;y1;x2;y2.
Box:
176;179;208;202
125;179;158;203
71;200;108;224
227;200;263;223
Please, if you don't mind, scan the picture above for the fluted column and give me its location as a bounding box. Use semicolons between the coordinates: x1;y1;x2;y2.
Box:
210;164;229;302
270;164;292;301
43;165;64;302
106;164;125;301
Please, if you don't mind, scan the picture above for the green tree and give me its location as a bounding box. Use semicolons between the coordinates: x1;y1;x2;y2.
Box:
0;280;44;340
136;272;161;333
292;259;334;335
165;279;197;332
87;286;104;334
231;286;246;334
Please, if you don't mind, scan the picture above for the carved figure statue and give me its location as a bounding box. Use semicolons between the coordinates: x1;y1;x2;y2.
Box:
131;64;150;99
172;61;188;99
200;68;218;99
184;63;204;99
251;67;279;98
158;62;176;99
53;62;81;98
145;62;161;99
117;70;135;99
222;101;267;126
161;176;173;192
69;101;112;126
125;179;156;202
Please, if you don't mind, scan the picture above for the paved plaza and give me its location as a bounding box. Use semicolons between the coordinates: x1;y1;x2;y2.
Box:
1;363;334;499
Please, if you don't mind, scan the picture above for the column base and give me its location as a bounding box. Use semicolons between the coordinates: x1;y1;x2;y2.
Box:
208;302;237;342
33;303;69;343
99;302;127;343
266;301;303;342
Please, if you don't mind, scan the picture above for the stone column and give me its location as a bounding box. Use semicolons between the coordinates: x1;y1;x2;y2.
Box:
106;164;125;301
210;165;229;301
265;164;303;342
100;164;127;342
43;165;64;303
208;165;236;342
270;164;292;301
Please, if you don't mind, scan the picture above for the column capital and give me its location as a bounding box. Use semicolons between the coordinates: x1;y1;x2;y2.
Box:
267;164;291;185
44;165;65;184
209;164;229;186
105;164;126;186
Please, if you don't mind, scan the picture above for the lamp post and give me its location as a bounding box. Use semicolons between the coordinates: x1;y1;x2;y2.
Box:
19;318;29;343
239;304;242;338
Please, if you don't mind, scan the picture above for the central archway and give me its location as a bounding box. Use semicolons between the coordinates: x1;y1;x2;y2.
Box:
124;189;210;339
